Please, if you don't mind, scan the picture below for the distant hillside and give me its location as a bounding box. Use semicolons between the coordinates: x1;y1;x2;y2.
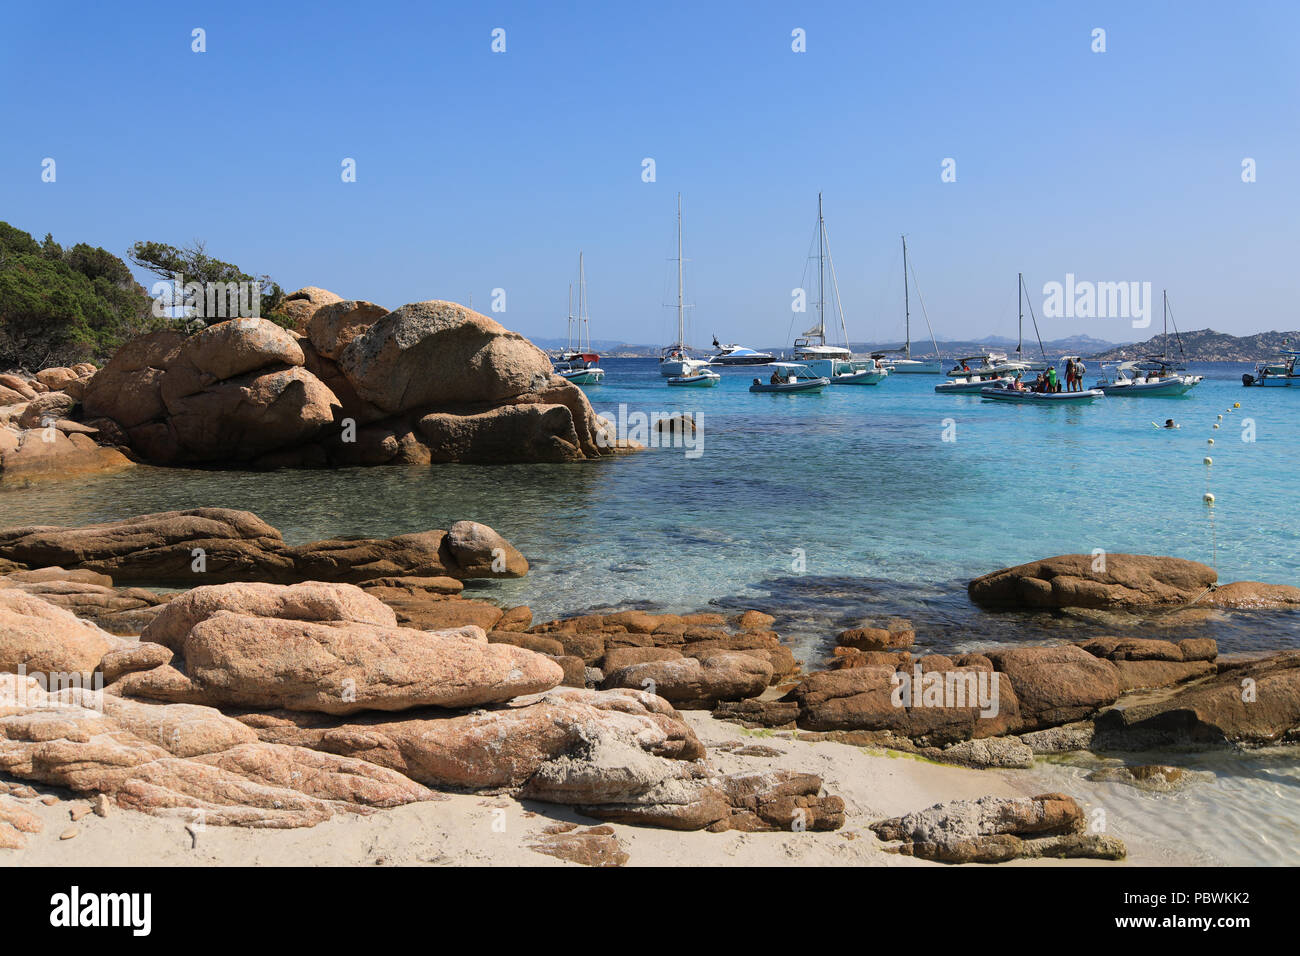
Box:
1087;329;1299;363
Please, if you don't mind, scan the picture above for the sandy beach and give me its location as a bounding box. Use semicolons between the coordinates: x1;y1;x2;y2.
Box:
4;710;1197;868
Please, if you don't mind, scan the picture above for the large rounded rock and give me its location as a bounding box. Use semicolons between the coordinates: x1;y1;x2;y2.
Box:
969;554;1218;609
444;520;528;577
163;365;340;462
0;589;117;675
277;287;344;333
415;404;588;463
16;392;77;429
121;615;563;714
82;330;186;428
307;300;389;361
339;301;554;414
168;317;304;382
602;652;772;709
141;581;398;651
984;645;1120;729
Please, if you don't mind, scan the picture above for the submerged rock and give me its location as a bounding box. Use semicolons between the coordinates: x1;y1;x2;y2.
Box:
1085;764;1211;793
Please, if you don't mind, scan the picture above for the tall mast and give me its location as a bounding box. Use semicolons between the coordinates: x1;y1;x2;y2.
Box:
902;235;911;357
567;283;574;352
817;193;825;343
578;252;587;351
676;193;685;348
1163;288;1168;360
1017;273;1024;357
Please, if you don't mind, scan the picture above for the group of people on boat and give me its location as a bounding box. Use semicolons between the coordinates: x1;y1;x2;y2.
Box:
1006;358;1089;393
1009;367;1060;393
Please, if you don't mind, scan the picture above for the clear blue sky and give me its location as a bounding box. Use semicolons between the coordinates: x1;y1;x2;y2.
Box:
3;1;1297;347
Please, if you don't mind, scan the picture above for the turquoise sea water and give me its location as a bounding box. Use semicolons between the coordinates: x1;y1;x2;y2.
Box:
3;357;1299;865
2;358;1298;660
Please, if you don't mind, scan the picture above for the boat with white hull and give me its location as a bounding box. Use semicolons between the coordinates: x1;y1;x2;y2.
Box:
1097;362;1200;396
554;253;605;385
1243;350;1300;387
788;194;889;385
1095;294;1201;395
981;381;1104;404
749;363;829;393
707;340;774;366
659;195;709;379
935;374;1013;394
882;236;942;374
667;370;721;387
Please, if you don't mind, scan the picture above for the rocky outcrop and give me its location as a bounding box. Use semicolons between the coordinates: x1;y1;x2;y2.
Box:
0;587;122;674
0;421;133;484
0;509;528;586
119;580;561;714
0;577;839;840
0;568;169;634
870;793;1126;863
969;554;1218;609
77;297;621;466
602;653;773;709
0;674;436;828
277;287;344;334
782;664;1020;745
1093;651;1300;747
983;645;1120;730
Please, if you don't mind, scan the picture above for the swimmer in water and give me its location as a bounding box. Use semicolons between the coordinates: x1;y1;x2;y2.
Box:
1151;418;1179;429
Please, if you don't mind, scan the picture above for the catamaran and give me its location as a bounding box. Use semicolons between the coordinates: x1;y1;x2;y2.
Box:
659;194;710;379
554;253;605;385
788;194;888;385
883;236;942;374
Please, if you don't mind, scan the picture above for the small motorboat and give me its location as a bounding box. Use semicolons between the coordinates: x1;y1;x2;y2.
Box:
667;370;721;387
557;365;604;385
749;363;829;393
935;375;1012;394
1243;350;1300;387
981;382;1104;404
1096;360;1201;396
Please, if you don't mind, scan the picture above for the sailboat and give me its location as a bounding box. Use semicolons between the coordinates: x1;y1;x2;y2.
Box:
883;236;942;374
659;194;710;378
554;253;604;385
1095;291;1201;396
789;194;888;385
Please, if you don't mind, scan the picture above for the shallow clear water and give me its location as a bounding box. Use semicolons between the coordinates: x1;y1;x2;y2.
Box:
3;359;1296;658
1023;748;1300;866
2;357;1298;864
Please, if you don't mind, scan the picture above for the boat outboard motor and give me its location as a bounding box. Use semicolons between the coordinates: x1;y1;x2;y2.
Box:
1242;373;1255;387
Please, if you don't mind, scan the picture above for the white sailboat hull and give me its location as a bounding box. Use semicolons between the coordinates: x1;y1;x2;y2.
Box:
660;357;708;377
888;359;942;374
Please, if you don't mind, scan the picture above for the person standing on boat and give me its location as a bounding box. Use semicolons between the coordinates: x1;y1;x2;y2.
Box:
1075;359;1086;391
1046;365;1059;393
